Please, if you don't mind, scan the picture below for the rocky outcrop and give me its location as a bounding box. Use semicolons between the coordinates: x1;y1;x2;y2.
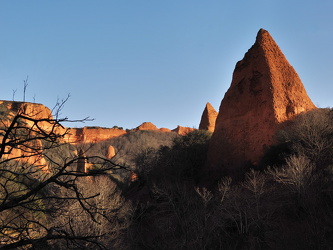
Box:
0;101;55;132
206;29;316;175
107;145;116;159
65;127;127;144
135;122;173;133
159;127;172;133
2;101;53;119
0;101;57;171
3;138;48;171
199;102;218;132
172;126;196;136
135;122;159;131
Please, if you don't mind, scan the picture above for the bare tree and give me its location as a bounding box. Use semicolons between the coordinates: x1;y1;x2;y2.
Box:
0;100;129;249
278;108;333;168
23;76;28;102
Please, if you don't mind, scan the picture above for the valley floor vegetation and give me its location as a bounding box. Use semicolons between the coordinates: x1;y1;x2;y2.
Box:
2;104;333;249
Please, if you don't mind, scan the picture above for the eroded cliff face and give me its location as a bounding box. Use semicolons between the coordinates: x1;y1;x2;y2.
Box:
65;127;127;144
206;29;316;174
66;122;180;144
199;102;218;132
0;101;54;131
0;101;55;171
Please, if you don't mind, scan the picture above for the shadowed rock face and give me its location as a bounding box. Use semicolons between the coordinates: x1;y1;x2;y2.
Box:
199;102;218;132
206;29;316;174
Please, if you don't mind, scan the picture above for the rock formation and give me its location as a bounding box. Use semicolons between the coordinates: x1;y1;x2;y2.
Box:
172;126;196;136
2;101;53;119
159;127;172;133
65;127;126;144
135;122;174;133
135;122;159;131
206;29;316;175
199;102;218;132
0;101;57;171
107;145;116;159
0;101;54;132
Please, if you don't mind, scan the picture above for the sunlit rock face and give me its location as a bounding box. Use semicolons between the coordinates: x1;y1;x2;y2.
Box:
199;102;218;132
172;126;196;136
0;101;54;131
159;127;172;133
206;29;316;174
65;127;126;144
0;101;56;171
107;145;116;159
135;122;159;131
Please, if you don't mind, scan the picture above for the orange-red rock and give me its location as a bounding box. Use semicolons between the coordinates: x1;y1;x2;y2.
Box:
199;102;218;132
65;127;126;144
107;145;116;159
3;138;48;171
172;126;196;136
207;29;316;174
135;122;159;131
3;101;53;119
0;101;56;171
135;122;172;133
159;127;172;133
0;101;55;132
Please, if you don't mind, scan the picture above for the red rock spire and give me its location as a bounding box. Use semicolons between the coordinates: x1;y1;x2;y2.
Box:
206;29;316;175
199;102;218;132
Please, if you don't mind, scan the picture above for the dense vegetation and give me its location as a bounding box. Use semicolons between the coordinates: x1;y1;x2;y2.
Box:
3;107;333;249
124;109;333;249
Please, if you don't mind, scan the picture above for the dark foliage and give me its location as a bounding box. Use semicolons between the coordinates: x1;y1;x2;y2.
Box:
127;110;333;249
135;130;212;185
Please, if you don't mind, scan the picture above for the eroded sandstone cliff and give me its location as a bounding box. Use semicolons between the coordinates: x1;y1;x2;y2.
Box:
0;101;56;171
206;29;316;174
65;127;127;144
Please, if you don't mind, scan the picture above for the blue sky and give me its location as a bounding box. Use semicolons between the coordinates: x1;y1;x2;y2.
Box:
1;1;332;129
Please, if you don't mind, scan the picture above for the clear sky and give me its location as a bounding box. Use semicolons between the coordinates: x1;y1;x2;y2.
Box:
1;1;332;129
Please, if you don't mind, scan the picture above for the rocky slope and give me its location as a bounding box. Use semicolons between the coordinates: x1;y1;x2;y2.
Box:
206;29;316;175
